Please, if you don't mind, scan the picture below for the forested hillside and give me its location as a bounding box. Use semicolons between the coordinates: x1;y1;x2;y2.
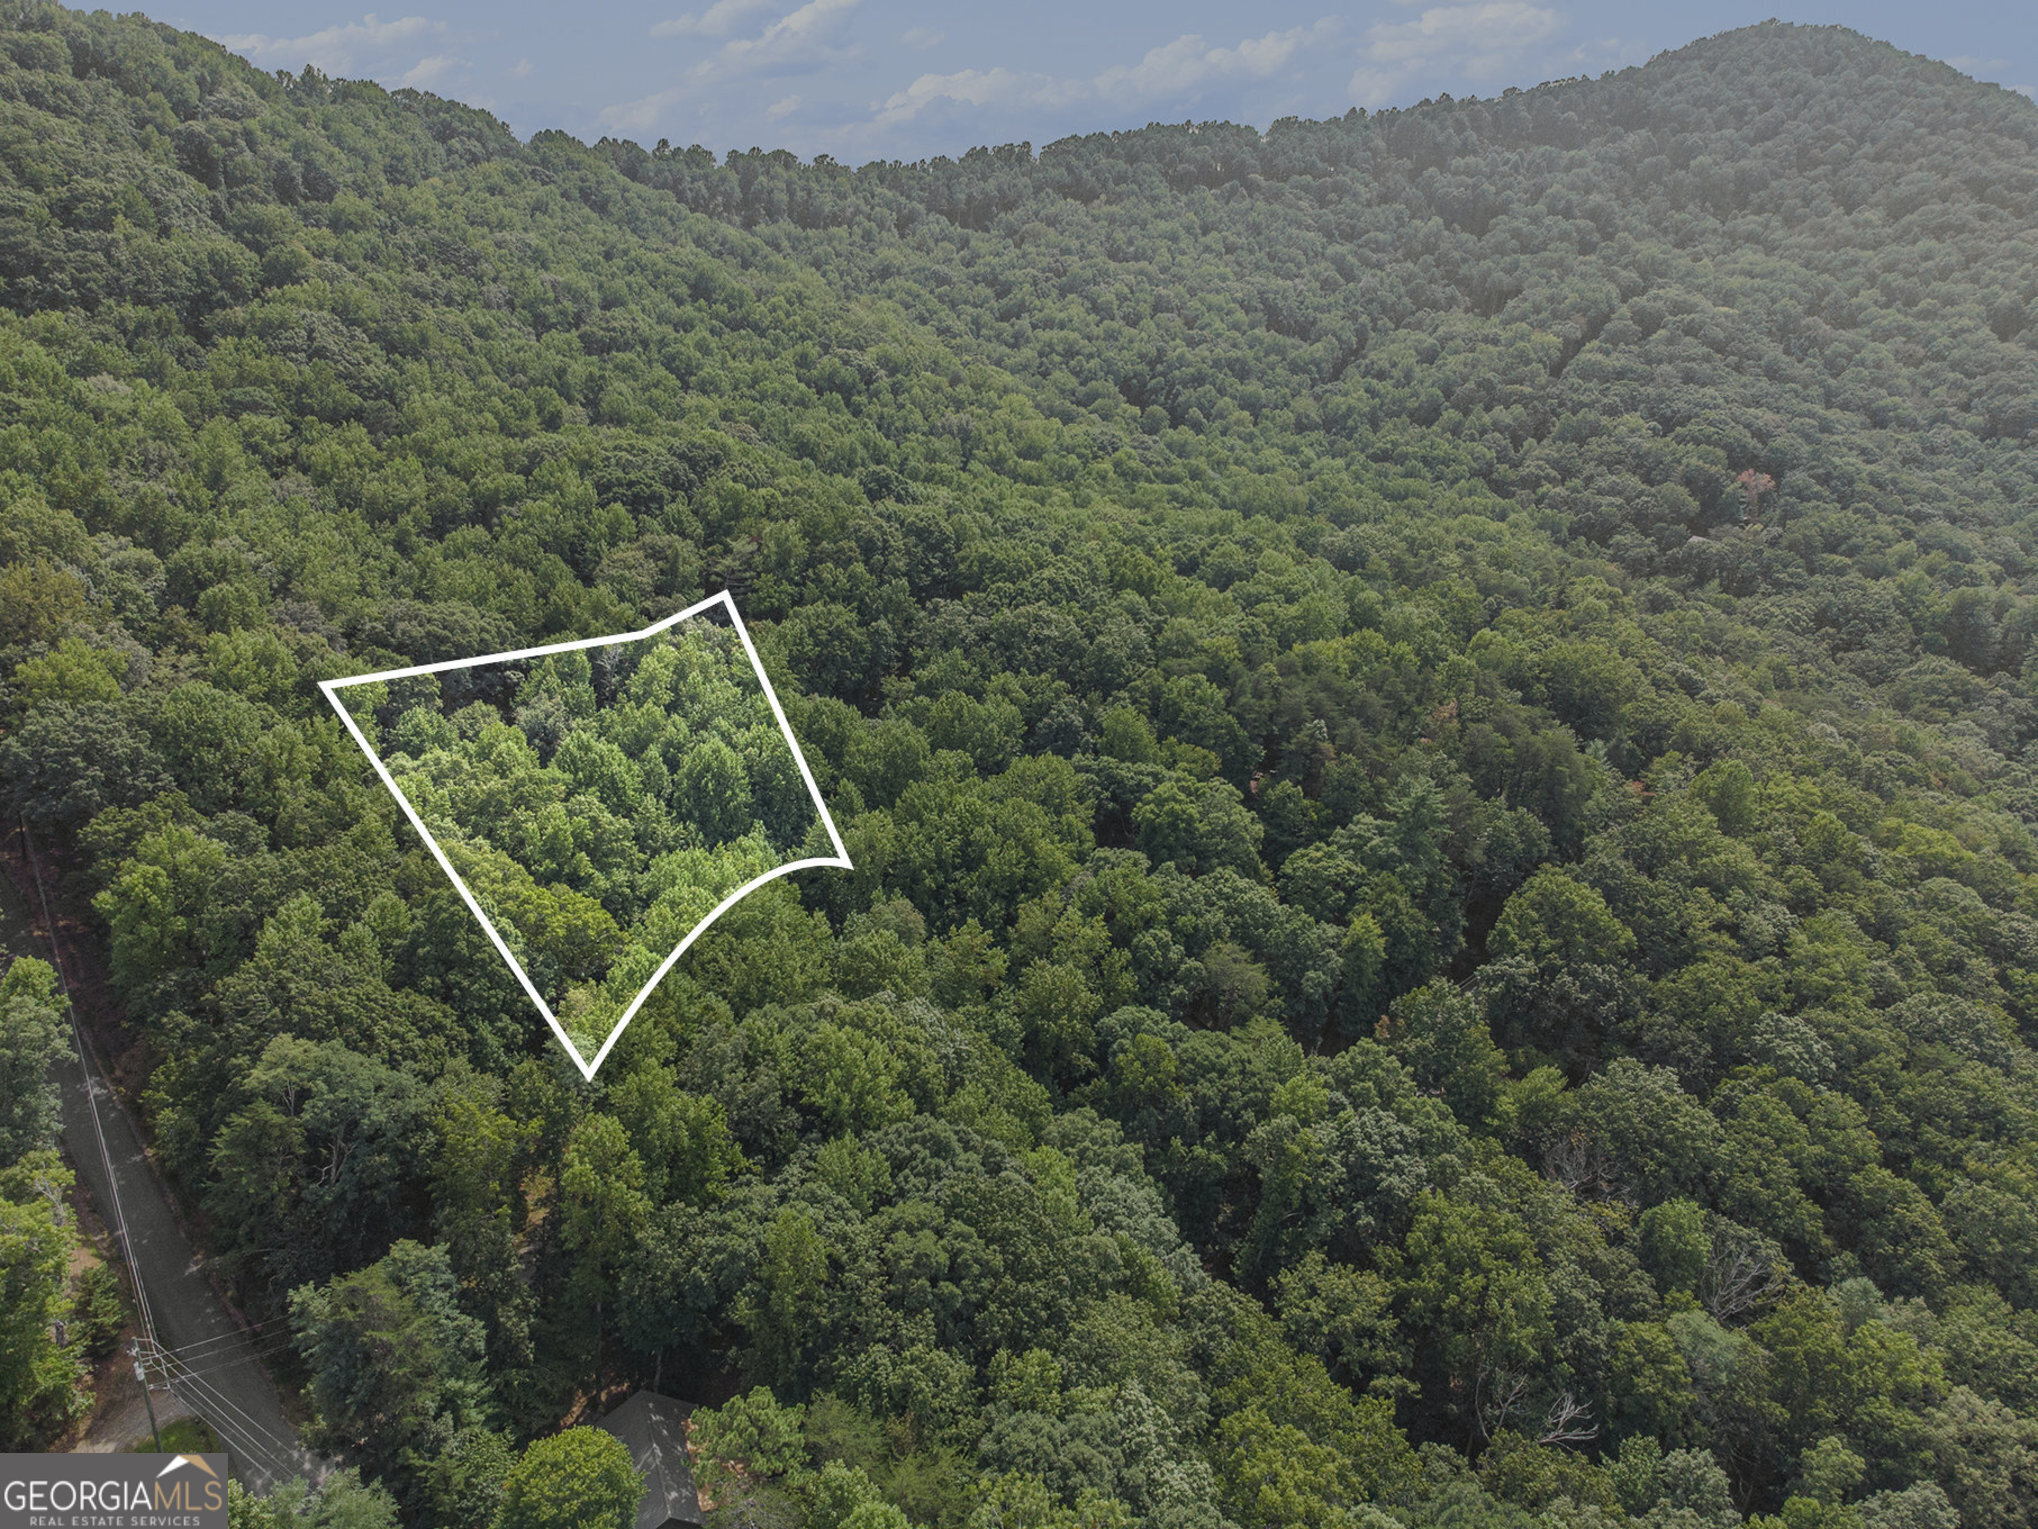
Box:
335;612;833;1062
2;6;2037;1527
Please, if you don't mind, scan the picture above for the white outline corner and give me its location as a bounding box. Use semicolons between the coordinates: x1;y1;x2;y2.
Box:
318;590;852;1079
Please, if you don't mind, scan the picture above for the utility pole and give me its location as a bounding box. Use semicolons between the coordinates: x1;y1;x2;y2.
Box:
130;1340;163;1453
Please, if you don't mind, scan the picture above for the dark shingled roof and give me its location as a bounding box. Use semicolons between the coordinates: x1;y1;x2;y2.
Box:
595;1391;703;1529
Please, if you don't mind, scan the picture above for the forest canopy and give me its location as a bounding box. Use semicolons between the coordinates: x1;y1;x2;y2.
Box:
330;609;834;1062
0;8;2036;1529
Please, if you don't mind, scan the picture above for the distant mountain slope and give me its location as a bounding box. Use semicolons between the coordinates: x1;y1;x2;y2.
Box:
611;22;2038;633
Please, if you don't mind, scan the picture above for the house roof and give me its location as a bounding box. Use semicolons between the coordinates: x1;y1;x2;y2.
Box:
595;1391;703;1529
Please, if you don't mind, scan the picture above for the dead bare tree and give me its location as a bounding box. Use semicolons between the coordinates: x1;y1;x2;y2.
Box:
1475;1366;1532;1442
1701;1229;1779;1322
1538;1391;1599;1445
1541;1131;1619;1199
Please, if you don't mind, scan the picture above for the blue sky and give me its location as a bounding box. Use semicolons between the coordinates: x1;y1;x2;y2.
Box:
161;1;2038;164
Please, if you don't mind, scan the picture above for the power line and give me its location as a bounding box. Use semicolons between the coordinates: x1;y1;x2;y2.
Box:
19;820;315;1489
154;1353;301;1481
163;1318;283;1361
18;820;159;1351
163;1388;289;1483
156;1332;296;1384
154;1351;297;1452
141;1342;303;1463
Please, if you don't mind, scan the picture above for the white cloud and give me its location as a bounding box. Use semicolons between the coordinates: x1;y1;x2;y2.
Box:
768;93;802;118
1349;2;1560;105
221;12;444;74
399;54;457;87
603;91;683;135
1566;35;1640;72
509;57;533;78
1097;25;1326;99
651;0;773;39
873;21;1333;127
899;26;943;50
604;0;859;135
715;0;857;68
872;66;1057;126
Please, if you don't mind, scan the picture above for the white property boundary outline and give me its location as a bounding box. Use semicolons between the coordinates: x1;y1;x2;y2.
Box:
318;589;852;1080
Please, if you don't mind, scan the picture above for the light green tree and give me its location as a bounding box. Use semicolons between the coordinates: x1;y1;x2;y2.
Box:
0;1152;82;1448
0;959;70;1165
494;1427;643;1529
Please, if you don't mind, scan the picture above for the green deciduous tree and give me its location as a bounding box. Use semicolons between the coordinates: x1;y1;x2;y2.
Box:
1132;775;1264;877
495;1427;643;1529
288;1240;490;1493
0;958;69;1166
1395;1184;1556;1442
0;1152;81;1448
